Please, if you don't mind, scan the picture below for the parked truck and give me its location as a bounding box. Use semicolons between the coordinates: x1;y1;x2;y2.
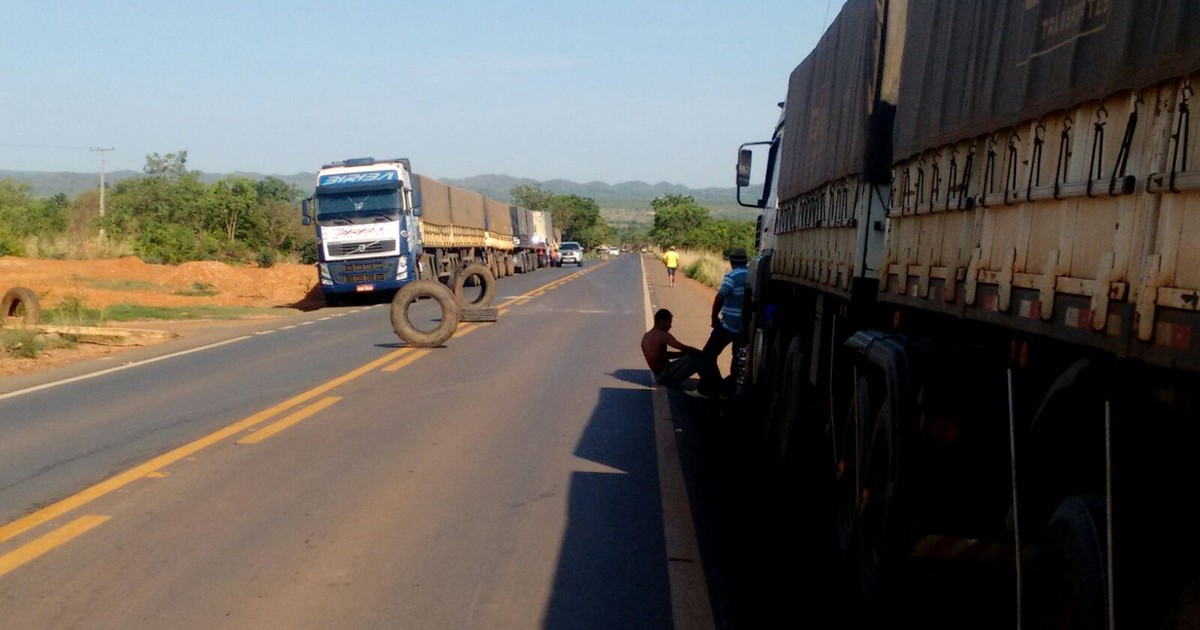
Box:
302;157;529;306
737;0;1200;626
530;210;559;268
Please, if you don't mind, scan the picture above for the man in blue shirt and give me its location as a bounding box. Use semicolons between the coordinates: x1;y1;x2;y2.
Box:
687;247;749;399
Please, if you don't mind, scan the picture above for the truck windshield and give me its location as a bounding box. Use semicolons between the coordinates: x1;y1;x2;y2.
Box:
315;190;401;224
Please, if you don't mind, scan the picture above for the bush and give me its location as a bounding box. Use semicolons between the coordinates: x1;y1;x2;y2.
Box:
43;295;104;326
135;225;219;264
0;227;25;256
255;249;277;268
0;328;44;359
298;238;318;265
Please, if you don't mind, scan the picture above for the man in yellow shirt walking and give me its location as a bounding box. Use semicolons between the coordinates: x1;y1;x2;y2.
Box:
663;245;680;287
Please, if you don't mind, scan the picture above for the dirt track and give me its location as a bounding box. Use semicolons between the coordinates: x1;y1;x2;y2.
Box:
1;256;321;376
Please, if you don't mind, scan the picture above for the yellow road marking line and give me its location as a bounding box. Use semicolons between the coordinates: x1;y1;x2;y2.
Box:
0;269;594;547
454;323;480;338
383;348;431;372
236;396;342;445
0;515;110;578
0;345;414;546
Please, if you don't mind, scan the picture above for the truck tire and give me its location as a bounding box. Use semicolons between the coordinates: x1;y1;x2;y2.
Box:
390;280;458;347
1028;495;1109;630
1;287;41;325
452;262;496;307
459;305;499;322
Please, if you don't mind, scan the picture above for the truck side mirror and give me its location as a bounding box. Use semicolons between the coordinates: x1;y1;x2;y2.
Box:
736;148;754;187
412;190;423;217
301;198;312;226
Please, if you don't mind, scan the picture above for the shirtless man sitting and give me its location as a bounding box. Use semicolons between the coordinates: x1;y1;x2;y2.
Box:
641;308;714;388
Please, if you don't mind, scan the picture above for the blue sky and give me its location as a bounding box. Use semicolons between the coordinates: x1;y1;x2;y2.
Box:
1;1;845;188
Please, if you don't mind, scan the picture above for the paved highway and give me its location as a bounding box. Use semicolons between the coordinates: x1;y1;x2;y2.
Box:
0;255;704;629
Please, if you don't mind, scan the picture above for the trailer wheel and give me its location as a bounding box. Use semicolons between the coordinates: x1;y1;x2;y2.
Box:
452;262;496;307
774;336;808;464
390;280;459;347
855;411;908;604
1029;495;1109;630
1;287;41;325
831;368;904;604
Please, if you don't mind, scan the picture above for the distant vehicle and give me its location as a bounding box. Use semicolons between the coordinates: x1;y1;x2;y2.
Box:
559;241;583;266
608;247;620;256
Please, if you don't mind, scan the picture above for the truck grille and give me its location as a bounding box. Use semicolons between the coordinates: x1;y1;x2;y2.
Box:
328;240;397;256
335;260;389;283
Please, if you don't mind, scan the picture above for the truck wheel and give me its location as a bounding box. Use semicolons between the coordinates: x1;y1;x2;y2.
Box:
1;287;41;325
775;337;808;465
1028;495;1109;630
452;262;496;307
855;410;907;604
390;280;459;347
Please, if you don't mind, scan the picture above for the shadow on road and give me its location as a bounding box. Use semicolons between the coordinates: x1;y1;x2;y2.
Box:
542;386;672;630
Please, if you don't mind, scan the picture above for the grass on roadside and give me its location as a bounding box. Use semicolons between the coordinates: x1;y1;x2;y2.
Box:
39;294;286;326
71;276;161;292
651;248;733;290
0;327;77;360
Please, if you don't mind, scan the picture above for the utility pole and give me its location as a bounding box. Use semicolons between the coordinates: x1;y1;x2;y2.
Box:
90;147;113;238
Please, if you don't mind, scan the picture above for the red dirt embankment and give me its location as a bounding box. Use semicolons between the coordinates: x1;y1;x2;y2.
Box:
1;256;322;376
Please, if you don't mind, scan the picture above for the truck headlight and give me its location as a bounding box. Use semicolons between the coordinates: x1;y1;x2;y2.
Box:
318;263;333;285
396;256;409;280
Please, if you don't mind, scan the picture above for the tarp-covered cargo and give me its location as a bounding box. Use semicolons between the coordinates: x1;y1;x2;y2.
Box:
484;198;513;237
894;0;1200;160
448;185;486;230
413;174;451;226
510;206;533;244
777;0;881;204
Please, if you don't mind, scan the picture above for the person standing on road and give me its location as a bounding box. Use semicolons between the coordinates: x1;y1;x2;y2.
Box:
663;246;680;288
688;247;749;399
641;308;717;388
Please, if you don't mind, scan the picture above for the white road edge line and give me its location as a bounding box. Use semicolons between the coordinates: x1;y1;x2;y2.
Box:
644;255;716;630
0;335;253;402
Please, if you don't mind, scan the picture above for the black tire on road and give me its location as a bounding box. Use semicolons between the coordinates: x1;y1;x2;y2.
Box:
459;305;499;322
1;287;41;325
452;262;496;307
390;280;459;347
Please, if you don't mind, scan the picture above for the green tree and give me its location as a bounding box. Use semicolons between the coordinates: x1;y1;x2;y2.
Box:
510;184;554;211
648;194;711;250
205;177;259;244
256;176;301;203
143;151;189;180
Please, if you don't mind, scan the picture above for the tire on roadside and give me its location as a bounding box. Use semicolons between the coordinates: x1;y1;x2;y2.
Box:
452;262;496;307
1;287;41;326
390;280;459;347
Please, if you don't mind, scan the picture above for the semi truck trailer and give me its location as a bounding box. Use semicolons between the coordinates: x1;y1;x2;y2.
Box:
302;158;538;306
736;0;1200;626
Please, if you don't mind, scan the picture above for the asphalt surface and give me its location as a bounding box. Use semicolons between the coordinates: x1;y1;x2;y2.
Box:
0;255;748;629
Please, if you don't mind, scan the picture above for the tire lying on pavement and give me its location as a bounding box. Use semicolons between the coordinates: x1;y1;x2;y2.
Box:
390;280;459;347
452;262;496;307
458;305;498;322
1;287;41;326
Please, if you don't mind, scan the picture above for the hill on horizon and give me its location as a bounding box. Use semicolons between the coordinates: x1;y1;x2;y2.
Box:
0;169;760;222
